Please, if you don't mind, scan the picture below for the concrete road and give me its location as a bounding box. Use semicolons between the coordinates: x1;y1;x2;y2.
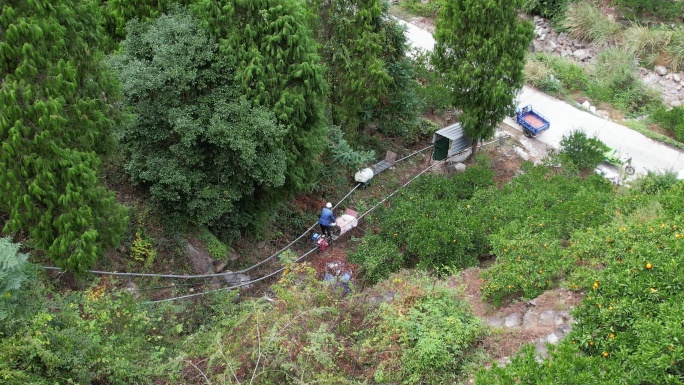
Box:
397;18;684;178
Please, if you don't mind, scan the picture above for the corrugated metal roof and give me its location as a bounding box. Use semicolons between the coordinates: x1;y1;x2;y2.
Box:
433;123;464;142
433;123;472;156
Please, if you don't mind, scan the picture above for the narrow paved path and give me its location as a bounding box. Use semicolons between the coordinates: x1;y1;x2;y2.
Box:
397;19;684;178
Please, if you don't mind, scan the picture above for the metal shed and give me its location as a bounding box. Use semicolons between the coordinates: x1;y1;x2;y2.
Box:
432;123;472;160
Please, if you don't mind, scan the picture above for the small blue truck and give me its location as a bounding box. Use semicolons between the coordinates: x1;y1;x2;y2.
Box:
516;105;550;138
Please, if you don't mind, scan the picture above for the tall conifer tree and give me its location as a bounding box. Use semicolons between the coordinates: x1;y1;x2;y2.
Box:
433;0;533;159
308;0;394;129
196;0;328;193
0;0;127;272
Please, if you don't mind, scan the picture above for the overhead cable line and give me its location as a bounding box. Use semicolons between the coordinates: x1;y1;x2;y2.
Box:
40;145;433;281
145;247;319;304
147;157;450;303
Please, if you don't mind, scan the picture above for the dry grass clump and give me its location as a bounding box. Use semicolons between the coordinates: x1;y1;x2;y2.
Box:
563;1;622;46
562;1;684;72
621;25;672;66
664;29;684;72
524;59;552;85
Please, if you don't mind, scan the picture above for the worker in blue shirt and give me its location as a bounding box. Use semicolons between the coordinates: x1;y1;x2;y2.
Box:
319;202;336;239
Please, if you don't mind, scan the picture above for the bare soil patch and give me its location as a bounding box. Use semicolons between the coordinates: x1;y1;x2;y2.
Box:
648;123;677;139
483;145;524;188
451;267;584;361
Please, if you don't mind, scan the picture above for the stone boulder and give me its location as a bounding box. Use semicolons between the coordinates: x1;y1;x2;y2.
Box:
504;313;522;328
655;65;668;76
185;242;215;275
572;49;588;61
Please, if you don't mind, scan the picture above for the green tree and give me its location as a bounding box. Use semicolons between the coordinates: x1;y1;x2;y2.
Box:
110;10;287;234
559;130;607;171
195;0;328;193
0;0;128;272
99;0;192;44
308;0;395;129
433;0;533;159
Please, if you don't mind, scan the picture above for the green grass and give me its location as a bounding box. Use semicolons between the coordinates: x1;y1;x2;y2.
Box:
622;119;684;150
587;47;661;116
665;28;684;71
563;1;622;46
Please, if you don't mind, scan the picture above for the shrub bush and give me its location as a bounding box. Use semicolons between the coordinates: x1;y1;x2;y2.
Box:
522;0;571;21
559;130;608;170
652;105;684;142
366;271;484;384
630;170;680;194
526;54;590;94
412;49;453;114
0;284;175;384
196;226;229;260
613;0;684;21
349;235;404;285
399;0;442;17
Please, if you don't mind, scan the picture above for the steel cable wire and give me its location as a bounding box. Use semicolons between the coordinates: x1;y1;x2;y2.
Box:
146;159;447;303
40;147;434;286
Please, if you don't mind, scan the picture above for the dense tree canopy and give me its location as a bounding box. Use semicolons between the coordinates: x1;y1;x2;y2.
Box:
0;0;128;272
196;0;328;193
433;0;533;157
308;0;396;129
110;10;287;233
99;0;192;44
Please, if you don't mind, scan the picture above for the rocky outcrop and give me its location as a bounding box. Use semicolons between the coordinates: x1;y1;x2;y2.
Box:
529;15;684;108
185;241;251;287
486;308;575;363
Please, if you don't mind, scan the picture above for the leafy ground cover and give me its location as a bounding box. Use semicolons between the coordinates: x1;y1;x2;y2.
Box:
177;268;485;384
478;177;684;384
352;155;615;303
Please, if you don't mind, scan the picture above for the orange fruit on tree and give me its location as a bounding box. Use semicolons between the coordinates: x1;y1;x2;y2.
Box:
646;262;652;269
603;352;609;357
